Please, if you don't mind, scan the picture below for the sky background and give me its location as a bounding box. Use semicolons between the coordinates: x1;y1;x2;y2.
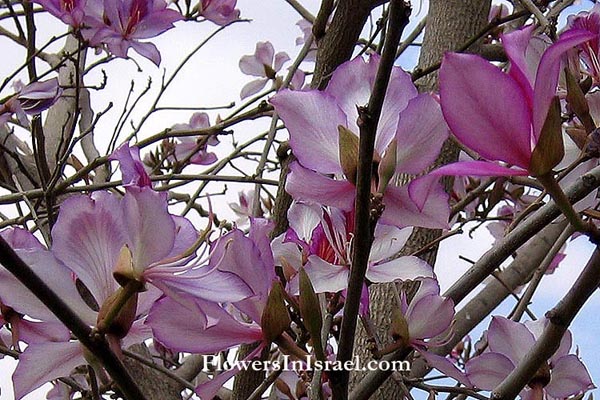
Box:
0;0;599;399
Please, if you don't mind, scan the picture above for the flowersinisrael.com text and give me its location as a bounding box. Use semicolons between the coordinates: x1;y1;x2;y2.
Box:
201;354;411;373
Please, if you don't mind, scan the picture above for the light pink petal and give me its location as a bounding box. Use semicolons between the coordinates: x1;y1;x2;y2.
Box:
325;57;375;135
286;162;355;211
546;354;595;398
369;225;412;261
395;94;449;174
110;143;152;188
366;255;433;283
271;234;303;271
466;352;515;390
167;215;198;258
0;227;44;250
146;264;253;303
304;255;349;293
533;29;596;139
130;40;162;66
240;55;266;77
147;297;263;353
0;248;96;324
487;316;535;365
381;182;449;229
248;218;276;276
255;41;275;68
287;202;322;242
411;277;442;303
440;52;532;169
13;341;84;400
524;317;572;362
271;90;346;174
406;294;454;340
52;193;124;303
17;320;70;344
240;78;269;99
122;188;175;274
273;51;290;72
417;349;471;386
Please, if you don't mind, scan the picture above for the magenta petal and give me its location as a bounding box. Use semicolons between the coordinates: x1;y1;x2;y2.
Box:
466;352;515;390
13;341;84;400
430;160;529;177
381;182;449;229
533;29;596;139
487;316;536;365
406;294;454;340
271;90;346;174
417;348;471;386
440;52;532;168
367;255;433;283
502;25;537;100
546;354;595;398
395;94;449;174
286;162;355;210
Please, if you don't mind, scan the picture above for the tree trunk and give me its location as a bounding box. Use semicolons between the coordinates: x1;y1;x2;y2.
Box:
349;1;491;397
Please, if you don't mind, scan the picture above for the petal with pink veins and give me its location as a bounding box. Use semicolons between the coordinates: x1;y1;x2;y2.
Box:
487;316;536;365
13;341;84;400
286;162;355;211
271;90;346;174
466;352;515;390
546;354;595;398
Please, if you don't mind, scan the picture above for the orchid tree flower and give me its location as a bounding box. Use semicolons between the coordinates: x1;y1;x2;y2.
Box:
567;4;600;86
272;202;434;297
239;41;304;99
67;143;254;304
390;278;470;386
148;219;295;399
432;25;595;179
33;0;88;28
199;0;239;26
0;78;62;127
0;227;154;399
466;316;594;400
169;112;220;165
82;0;182;66
271;55;451;229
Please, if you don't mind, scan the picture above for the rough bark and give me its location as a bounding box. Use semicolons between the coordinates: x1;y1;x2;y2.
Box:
349;1;491;397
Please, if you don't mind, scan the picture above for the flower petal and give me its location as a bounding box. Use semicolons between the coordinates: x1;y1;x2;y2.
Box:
546;354;595;398
440;52;532;168
13;341;84;400
487;316;535;365
286;162;355;210
366;255;433;283
271;90;346;174
395;94;449;174
303;255;349;293
466;352;515;390
406;294;454;340
381;182;449;229
417;349;471;386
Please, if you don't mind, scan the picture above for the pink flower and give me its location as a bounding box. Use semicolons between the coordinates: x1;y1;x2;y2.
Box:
0;78;62;127
147;219;277;399
567;4;600;85
432;26;595;178
169;112;219;165
239;41;292;99
200;0;239;26
466;317;594;399
272;202;434;295
33;0;87;27
397;278;470;386
83;0;182;66
271;55;451;229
